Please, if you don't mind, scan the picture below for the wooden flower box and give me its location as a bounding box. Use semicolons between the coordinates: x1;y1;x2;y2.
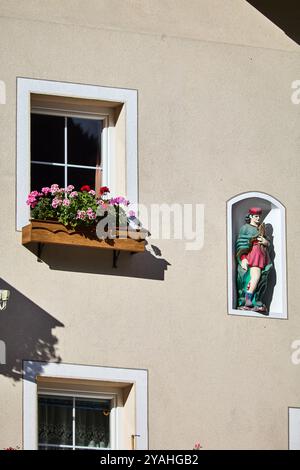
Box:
22;220;146;253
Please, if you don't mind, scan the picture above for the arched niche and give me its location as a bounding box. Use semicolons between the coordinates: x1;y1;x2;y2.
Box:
227;192;287;319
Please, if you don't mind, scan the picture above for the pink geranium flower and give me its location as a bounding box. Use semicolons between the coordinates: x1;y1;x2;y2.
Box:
52;198;62;209
26;190;40;207
86;208;96;220
26;196;35;206
50;184;60;195
193;442;202;450
41;187;51;195
110;196;130;206
76;210;86;220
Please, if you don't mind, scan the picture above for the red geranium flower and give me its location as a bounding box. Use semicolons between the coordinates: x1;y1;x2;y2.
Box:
80;185;91;192
100;186;110;195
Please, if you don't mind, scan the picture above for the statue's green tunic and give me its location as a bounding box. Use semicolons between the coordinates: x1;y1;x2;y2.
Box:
235;223;272;309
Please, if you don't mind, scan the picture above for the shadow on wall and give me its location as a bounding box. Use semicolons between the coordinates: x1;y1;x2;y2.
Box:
246;0;300;44
0;279;64;382
23;243;171;280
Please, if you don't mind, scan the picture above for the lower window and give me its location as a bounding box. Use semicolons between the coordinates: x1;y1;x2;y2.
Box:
38;393;116;450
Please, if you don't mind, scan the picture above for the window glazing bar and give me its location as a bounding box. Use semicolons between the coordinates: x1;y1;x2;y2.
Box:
31;161;103;171
65;116;68;188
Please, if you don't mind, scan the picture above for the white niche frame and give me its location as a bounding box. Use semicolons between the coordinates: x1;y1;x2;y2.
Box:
227;192;287;319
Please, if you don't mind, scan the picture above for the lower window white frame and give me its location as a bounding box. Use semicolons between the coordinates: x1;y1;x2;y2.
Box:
23;361;148;450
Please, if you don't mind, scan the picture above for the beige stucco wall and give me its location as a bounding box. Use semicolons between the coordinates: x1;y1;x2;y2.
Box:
0;0;299;449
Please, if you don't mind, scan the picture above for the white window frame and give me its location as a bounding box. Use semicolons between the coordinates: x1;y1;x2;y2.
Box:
17;78;138;231
23;361;148;450
38;389;118;450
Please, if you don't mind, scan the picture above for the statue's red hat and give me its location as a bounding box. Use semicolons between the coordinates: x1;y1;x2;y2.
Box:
249;207;262;215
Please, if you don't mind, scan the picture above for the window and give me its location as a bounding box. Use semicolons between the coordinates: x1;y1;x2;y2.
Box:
31;113;104;192
38;393;115;450
17;78;138;230
23;361;148;450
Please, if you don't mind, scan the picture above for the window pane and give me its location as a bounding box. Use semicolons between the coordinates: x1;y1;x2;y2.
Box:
67;167;101;191
67;117;102;167
31;163;64;191
38;396;73;448
31;114;65;164
75;398;111;448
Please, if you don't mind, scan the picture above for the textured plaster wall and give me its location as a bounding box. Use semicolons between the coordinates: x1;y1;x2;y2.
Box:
0;0;299;450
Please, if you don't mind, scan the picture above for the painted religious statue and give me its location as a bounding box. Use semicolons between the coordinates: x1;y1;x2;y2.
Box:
236;207;272;314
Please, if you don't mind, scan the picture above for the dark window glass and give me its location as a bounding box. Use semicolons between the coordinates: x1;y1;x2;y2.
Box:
67;118;102;167
31;114;65;164
67;167;101;191
31;164;64;190
38;396;73;448
39;446;68;450
75;398;110;448
31;114;103;192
